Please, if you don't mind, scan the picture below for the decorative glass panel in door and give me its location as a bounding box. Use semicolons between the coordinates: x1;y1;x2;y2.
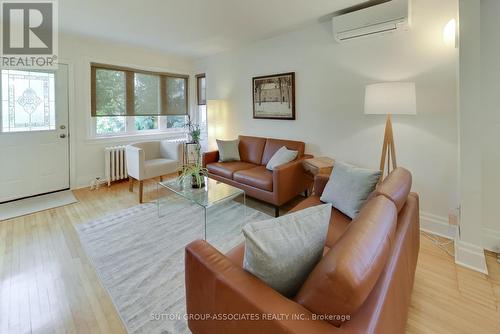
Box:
1;70;56;132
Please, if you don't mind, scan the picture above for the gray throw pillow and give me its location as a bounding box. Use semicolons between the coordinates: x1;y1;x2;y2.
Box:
242;204;331;297
320;161;381;219
216;139;240;162
265;146;298;171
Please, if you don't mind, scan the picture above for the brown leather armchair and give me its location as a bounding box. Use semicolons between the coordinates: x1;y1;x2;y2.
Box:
185;168;420;334
203;135;313;216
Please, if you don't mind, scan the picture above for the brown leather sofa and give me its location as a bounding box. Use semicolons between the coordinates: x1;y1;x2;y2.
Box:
185;167;420;334
202;135;313;217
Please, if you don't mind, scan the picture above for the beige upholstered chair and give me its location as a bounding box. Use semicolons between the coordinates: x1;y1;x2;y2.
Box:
126;140;183;202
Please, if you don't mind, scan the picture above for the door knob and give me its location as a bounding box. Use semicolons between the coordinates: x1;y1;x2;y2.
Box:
59;134;66;138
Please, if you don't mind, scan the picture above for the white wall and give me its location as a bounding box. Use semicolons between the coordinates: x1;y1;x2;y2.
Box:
455;0;500;273
455;0;500;272
59;34;196;188
197;0;459;224
457;0;487;273
480;0;500;253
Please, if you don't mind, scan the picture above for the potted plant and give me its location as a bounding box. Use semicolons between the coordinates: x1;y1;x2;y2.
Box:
186;116;201;145
178;163;208;188
179;116;206;188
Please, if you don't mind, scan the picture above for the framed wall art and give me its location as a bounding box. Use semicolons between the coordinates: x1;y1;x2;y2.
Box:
253;72;295;120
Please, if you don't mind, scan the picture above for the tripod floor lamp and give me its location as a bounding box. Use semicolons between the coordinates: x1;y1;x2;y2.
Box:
364;82;416;178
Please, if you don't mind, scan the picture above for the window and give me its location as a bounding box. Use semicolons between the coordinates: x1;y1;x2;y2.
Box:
196;73;207;151
1;69;56;132
196;74;206;106
91;63;189;137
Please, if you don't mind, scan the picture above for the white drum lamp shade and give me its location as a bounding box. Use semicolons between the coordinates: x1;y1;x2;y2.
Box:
364;82;416;115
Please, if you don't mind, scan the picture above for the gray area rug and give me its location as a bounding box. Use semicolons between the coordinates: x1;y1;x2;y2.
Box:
75;196;270;334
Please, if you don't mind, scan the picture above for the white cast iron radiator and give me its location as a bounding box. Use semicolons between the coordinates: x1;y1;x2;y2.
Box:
104;146;128;186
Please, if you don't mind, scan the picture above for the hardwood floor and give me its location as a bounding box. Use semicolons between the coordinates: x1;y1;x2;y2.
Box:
1;178;499;333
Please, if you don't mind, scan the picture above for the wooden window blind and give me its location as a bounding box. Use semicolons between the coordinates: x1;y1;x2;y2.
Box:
91;63;189;117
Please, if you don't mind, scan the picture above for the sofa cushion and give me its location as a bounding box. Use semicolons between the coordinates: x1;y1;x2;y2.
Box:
289;195;352;248
238;136;267;165
144;158;178;179
243;204;331;297
207;162;256;179
294;196;397;326
266;146;298;171
320;161;381;219
227;243;332;267
216;139;241;162
226;197;352;267
233;166;273;191
261;138;305;165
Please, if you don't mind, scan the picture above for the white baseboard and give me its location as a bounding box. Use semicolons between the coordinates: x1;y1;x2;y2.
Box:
75;173;105;189
420;211;456;240
482;227;500;253
455;238;488;274
420;211;488;274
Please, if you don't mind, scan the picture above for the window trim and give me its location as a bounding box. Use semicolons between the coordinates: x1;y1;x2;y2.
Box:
86;122;187;144
196;73;206;106
91;115;189;138
90;62;189;117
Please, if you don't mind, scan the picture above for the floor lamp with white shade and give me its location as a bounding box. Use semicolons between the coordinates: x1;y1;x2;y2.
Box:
364;82;417;178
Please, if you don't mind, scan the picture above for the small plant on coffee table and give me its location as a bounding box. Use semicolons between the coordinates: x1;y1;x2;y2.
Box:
178;163;208;188
180;116;206;187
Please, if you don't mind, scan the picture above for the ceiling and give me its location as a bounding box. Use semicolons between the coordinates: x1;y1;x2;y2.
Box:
59;0;371;59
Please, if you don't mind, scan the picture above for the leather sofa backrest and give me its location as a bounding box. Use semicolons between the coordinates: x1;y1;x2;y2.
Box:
373;167;412;213
261;138;305;165
294;196;397;326
238;135;267;165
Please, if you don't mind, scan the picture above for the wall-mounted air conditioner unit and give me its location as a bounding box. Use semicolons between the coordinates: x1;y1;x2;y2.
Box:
332;0;411;43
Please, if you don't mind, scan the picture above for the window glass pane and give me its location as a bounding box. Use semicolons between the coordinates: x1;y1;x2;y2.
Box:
96;116;126;135
1;69;56;132
198;105;207;125
197;76;206;105
198;105;208;152
134;73;160;115
167;115;187;128
135;116;158;131
166;77;187;115
95;69;126;116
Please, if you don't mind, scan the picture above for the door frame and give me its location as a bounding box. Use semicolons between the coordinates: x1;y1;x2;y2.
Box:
0;62;74;201
57;59;76;191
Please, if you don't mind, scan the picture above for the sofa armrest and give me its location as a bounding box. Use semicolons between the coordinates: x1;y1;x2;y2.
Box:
272;155;313;206
185;240;337;334
125;145;145;180
202;150;219;168
314;174;330;197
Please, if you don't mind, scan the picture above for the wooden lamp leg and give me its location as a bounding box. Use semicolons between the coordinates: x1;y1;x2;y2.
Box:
379;114;397;179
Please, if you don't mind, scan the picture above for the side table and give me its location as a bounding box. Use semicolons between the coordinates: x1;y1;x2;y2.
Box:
302;157;334;195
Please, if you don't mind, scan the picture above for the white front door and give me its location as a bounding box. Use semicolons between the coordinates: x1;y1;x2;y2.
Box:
0;64;69;202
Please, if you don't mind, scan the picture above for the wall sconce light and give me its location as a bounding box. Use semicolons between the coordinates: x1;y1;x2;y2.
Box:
443;18;457;48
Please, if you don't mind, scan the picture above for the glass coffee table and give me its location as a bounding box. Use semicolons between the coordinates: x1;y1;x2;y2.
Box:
157;176;246;242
